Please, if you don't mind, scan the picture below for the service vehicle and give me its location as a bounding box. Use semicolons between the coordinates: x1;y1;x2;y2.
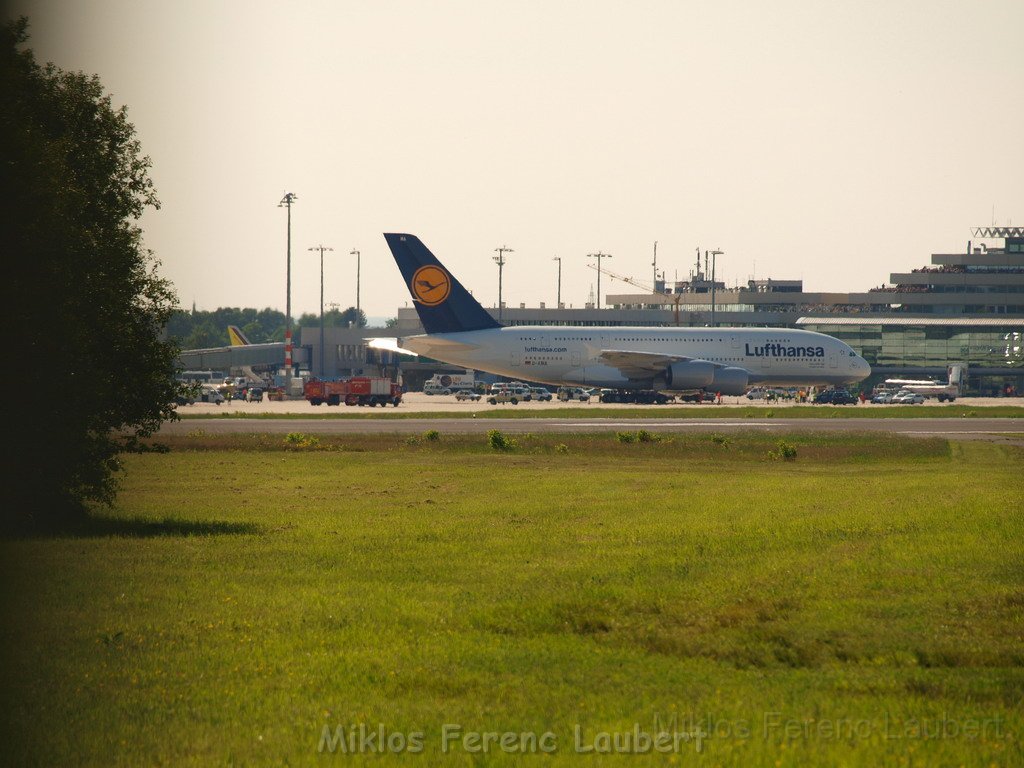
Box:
676;391;709;403
199;385;225;404
599;388;672;404
884;365;963;402
557;386;591;402
487;391;520;405
423;373;477;394
304;376;403;407
455;390;481;401
529;387;553;401
510;385;532;400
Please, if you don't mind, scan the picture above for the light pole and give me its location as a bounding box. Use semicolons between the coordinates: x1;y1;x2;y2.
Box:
587;252;612;309
652;241;658;288
278;192;297;393
349;249;361;316
308;245;334;377
493;245;513;320
552;256;562;307
710;249;723;327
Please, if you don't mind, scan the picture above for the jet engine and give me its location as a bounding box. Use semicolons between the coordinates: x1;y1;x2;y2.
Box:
708;366;749;395
654;360;716;391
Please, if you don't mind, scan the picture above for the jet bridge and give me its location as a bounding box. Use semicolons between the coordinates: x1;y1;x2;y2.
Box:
176;342;309;373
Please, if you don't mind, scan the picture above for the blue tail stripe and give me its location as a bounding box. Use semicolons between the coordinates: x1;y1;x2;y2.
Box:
384;233;502;335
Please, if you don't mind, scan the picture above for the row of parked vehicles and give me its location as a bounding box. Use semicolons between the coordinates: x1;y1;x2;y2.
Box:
423;378;593;404
484;384;557;405
871;389;925;404
813;387;927;405
422;380;934;407
813;388;859;405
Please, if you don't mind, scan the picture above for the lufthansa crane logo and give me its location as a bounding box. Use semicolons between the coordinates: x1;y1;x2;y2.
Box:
411;265;451;306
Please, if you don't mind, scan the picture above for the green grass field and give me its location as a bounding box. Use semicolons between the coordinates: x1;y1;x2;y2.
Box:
2;432;1022;766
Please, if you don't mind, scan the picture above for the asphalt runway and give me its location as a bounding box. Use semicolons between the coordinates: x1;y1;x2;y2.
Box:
167;393;1024;443
161;415;1024;443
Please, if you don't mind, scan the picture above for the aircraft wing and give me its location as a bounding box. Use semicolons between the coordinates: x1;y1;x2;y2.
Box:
366;337;419;357
599;349;695;379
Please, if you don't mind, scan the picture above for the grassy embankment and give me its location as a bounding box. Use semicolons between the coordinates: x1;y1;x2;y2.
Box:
178;404;1024;420
1;432;1021;766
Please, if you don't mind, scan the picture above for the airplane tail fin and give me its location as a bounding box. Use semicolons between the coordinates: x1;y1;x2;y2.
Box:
384;233;502;335
227;325;251;346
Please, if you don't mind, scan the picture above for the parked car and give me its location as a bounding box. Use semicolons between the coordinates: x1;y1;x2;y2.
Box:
815;388;857;405
529;387;553;401
832;390;858;405
891;390;925;404
871;391;894;404
455;390;481;401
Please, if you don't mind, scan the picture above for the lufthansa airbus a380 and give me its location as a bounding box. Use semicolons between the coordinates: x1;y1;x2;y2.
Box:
382;234;871;395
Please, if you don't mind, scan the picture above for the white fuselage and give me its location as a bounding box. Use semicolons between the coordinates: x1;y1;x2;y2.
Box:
401;326;870;389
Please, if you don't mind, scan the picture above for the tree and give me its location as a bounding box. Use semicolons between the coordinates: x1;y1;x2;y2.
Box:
297;306;367;329
299;307;366;331
164;306;288;347
1;19;180;527
338;306;367;328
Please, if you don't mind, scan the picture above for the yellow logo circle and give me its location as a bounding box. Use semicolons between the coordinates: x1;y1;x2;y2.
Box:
411;265;451;306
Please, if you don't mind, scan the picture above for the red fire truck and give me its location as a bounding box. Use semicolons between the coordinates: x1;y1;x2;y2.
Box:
304;377;403;407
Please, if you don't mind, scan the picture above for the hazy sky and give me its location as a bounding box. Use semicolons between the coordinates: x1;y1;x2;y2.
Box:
11;0;1024;320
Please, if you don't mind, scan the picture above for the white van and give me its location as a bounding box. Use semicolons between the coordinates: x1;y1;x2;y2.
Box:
557;387;591;402
199;385;225;404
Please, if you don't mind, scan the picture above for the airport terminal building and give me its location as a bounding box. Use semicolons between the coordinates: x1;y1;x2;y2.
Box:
304;227;1023;395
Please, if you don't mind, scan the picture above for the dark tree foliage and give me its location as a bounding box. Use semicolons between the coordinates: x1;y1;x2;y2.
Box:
1;19;180;527
164;306;288;348
165;305;368;348
297;306;367;329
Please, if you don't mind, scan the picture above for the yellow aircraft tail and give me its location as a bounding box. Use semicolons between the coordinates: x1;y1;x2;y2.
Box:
227;325;251;346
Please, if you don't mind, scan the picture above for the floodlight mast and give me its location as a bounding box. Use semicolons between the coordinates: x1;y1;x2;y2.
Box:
493;245;513;320
308;244;334;377
278;192;298;393
586;252;612;309
349;249;361;314
709;249;723;327
587;262;685;326
652;241;658;288
552;256;562;306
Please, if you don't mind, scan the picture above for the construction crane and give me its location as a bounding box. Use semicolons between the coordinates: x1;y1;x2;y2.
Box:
586;264;687;326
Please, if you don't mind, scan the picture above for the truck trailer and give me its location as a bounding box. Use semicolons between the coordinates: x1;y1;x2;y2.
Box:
423;372;477;395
